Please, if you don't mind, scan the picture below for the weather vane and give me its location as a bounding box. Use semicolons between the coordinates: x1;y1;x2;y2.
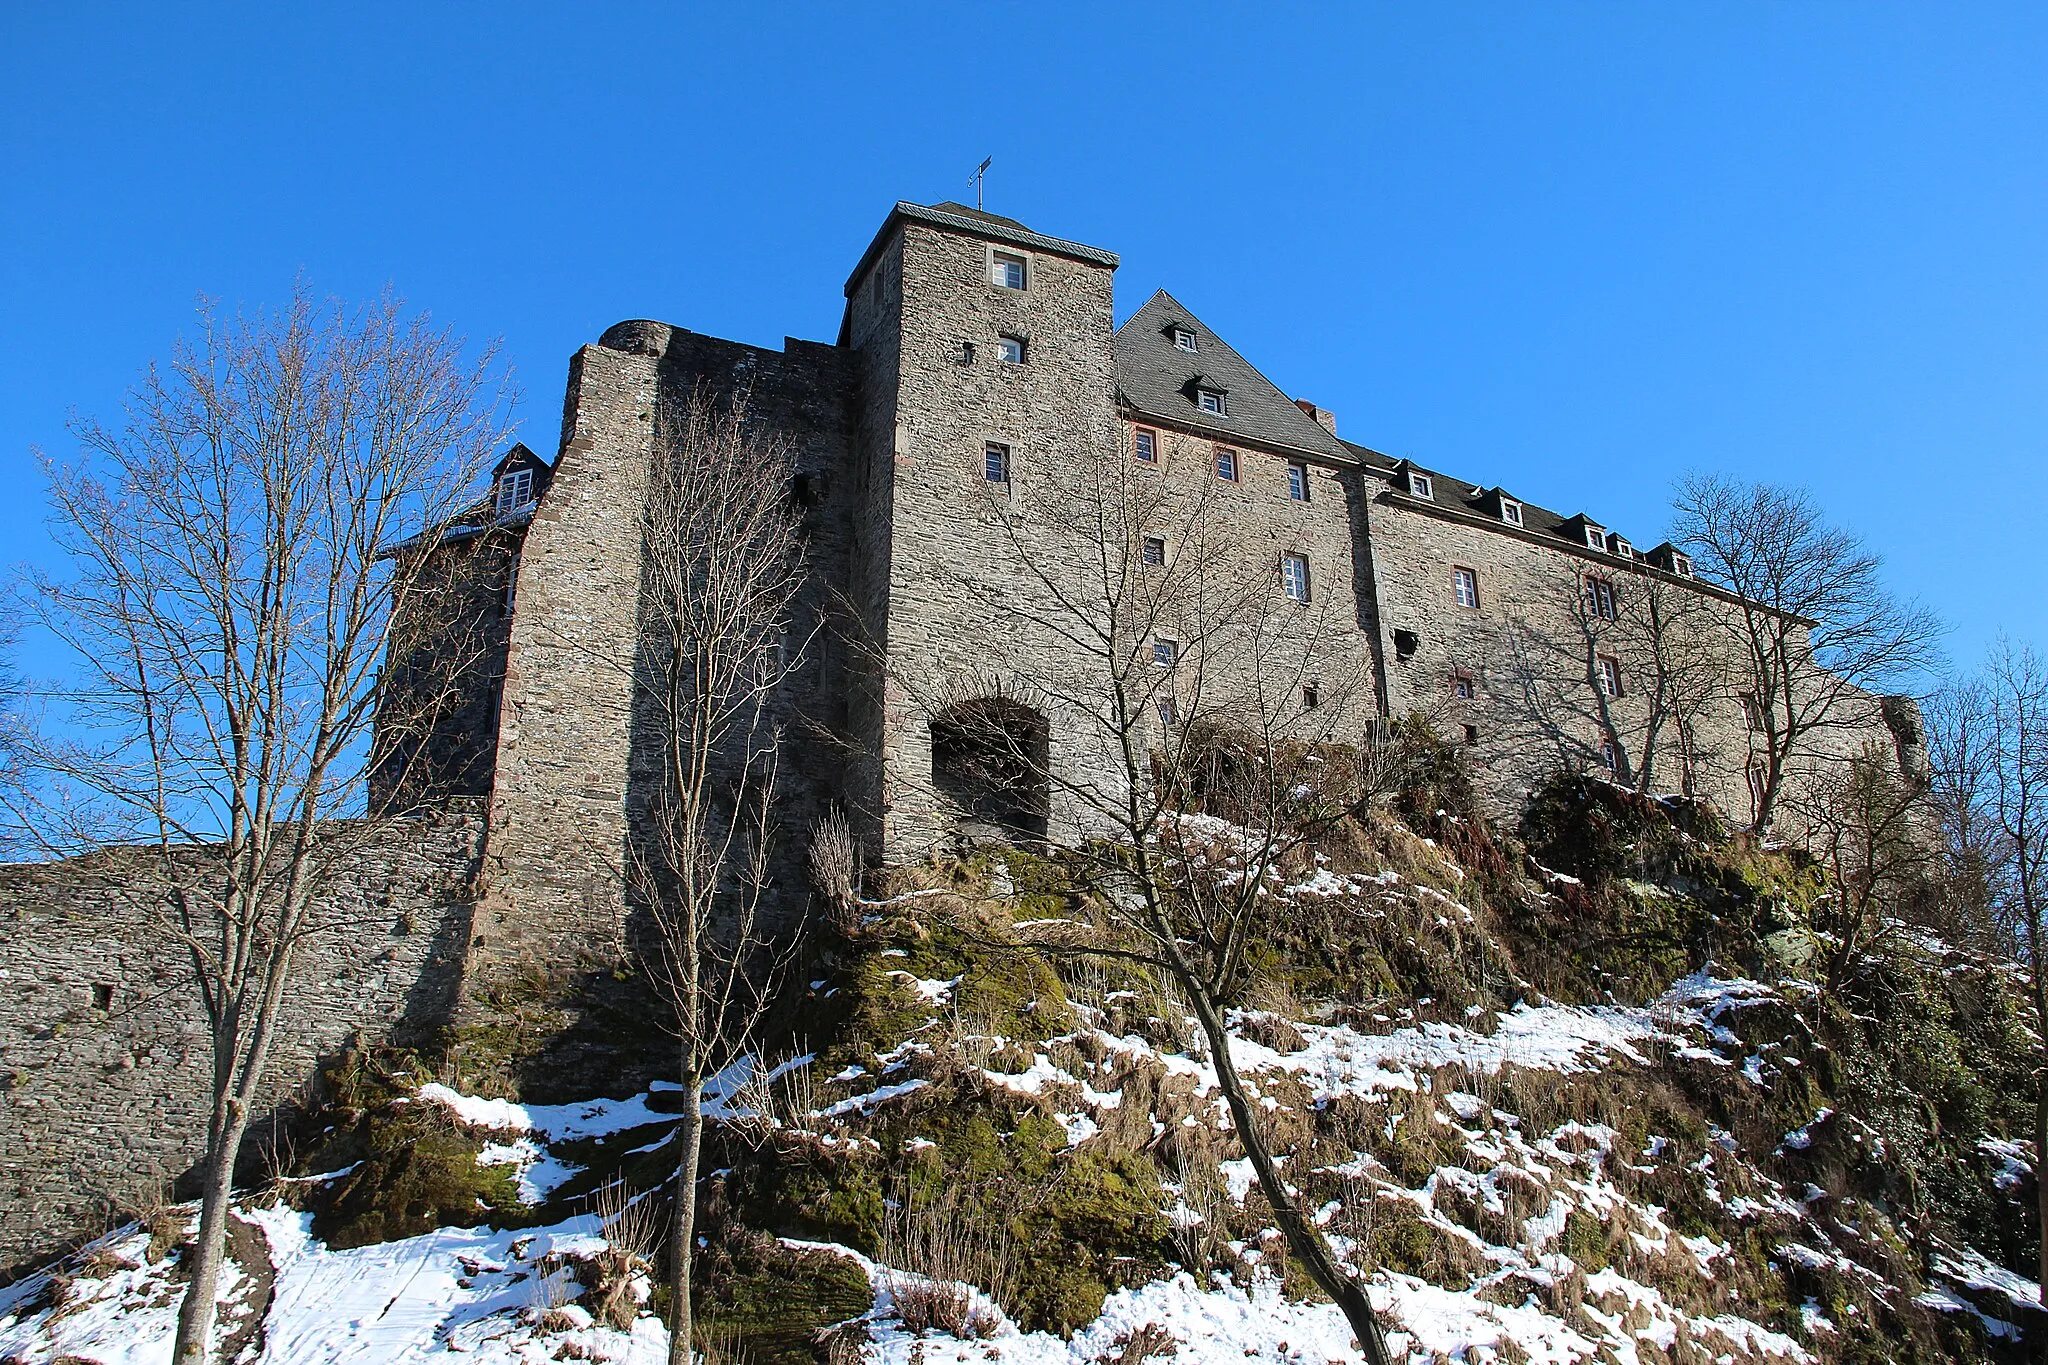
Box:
969;156;993;212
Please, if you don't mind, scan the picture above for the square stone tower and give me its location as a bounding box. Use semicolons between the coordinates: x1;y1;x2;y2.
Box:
839;202;1124;857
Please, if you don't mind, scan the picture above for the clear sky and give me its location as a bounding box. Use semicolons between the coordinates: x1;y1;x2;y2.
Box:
3;4;2044;680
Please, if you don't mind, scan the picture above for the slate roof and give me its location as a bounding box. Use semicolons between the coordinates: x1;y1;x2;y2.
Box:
844;201;1120;297
1114;291;1353;462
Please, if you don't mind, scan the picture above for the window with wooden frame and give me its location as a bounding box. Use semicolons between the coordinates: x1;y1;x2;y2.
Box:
1133;427;1158;464
992;251;1027;290
1215;447;1239;481
984;442;1010;483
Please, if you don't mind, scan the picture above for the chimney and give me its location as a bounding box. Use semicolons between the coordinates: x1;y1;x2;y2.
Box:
1294;399;1337;436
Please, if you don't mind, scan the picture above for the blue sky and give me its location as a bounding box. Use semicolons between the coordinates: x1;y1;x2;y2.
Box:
3;4;2044;677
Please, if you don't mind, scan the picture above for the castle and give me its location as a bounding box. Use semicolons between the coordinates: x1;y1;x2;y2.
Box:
0;199;1922;1268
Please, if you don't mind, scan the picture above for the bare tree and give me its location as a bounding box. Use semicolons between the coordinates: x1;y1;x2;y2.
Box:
630;385;807;1365
24;284;510;1365
1670;475;1941;830
894;429;1404;1363
1956;643;2048;1287
1924;680;2010;945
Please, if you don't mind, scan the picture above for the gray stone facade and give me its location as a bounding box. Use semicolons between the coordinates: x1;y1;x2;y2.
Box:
0;810;482;1268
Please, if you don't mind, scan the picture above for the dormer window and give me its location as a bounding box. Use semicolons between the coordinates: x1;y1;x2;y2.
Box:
1197;388;1226;416
494;468;534;516
992;251;1027;290
1407;472;1434;500
1584;524;1607;550
1174;328;1198;353
1670;551;1693;578
1612;537;1634;559
1500;499;1523;528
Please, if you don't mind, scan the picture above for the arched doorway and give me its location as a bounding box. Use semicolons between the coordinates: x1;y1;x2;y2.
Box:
930;699;1051;844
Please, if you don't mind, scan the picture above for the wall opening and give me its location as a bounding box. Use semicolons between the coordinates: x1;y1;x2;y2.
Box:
930;699;1050;844
91;983;114;1012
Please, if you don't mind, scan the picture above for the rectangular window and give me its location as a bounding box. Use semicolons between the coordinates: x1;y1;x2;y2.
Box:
1198;389;1226;415
984;442;1010;483
1585;525;1607;550
992;251;1027;290
1613;537;1634;559
1408;472;1433;500
1500;499;1523;527
1303;684;1319;710
1287;463;1309;501
1281;553;1311;603
1740;692;1763;731
1174;328;1198;353
1464;724;1480;746
1671;551;1693;578
1584;576;1616;620
997;335;1026;364
1141;535;1166;566
1133;427;1158;463
1453;675;1475;700
1215;448;1238;481
1157;696;1177;727
1153;639;1178;668
495;468;534;515
1598;654;1623;698
504;550;520;613
1601;740;1619;772
1453;566;1479;609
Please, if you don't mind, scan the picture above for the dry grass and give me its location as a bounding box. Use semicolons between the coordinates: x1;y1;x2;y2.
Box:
878;1182;1014;1339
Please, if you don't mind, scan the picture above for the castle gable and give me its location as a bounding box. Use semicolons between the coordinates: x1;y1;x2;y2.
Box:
1114;290;1351;461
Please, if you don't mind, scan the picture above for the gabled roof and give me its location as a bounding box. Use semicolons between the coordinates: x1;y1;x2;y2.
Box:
1114;291;1352;462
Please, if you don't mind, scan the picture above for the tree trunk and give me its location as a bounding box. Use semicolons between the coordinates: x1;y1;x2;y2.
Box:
1184;983;1398;1365
667;1067;704;1365
171;1104;249;1365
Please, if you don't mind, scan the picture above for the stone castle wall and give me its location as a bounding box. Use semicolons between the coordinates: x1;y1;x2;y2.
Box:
0;809;483;1269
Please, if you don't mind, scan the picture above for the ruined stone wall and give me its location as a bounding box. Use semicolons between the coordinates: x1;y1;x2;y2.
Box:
470;325;857;1003
0;809;482;1269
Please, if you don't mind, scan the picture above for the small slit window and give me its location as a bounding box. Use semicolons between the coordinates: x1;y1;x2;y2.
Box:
1133;428;1158;464
984;442;1010;483
1287;463;1309;502
92;983;114;1012
1215;448;1239;481
1408;472;1434;500
1464;724;1480;746
1197;389;1226;416
992;251;1027;290
1281;553;1311;603
1141;536;1166;566
1303;684;1319;710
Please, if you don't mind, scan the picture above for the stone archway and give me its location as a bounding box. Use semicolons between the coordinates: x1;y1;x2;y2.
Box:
929;698;1051;844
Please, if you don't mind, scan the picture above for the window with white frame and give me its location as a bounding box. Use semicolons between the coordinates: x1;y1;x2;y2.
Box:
1600;739;1619;771
1453;566;1479;609
1281;553;1311;603
1141;535;1166;566
1288;463;1309;501
1612;537;1634;558
1584;524;1607;550
494;467;534;515
1670;551;1694;578
1500;499;1523;527
1598;654;1623;698
1197;388;1226;415
1154;639;1178;667
1215;448;1239;481
1740;691;1763;731
1133;427;1158;463
984;442;1010;483
1584;575;1616;620
1408;471;1434;500
992;251;1027;290
997;335;1026;364
1174;328;1198;353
